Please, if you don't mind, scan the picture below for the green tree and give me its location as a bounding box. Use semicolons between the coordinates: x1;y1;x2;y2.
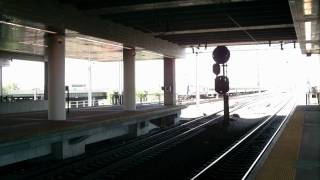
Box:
3;83;19;95
137;91;145;103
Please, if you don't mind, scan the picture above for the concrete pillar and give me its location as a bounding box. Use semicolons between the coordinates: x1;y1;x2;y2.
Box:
44;62;48;100
51;140;86;159
0;66;2;101
123;48;136;110
47;34;66;120
164;57;176;105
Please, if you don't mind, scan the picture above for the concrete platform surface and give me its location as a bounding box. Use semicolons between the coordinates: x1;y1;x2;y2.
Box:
255;105;320;180
0;104;184;143
0;104;185;167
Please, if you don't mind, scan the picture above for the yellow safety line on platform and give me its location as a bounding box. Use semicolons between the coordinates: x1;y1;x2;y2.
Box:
255;111;305;180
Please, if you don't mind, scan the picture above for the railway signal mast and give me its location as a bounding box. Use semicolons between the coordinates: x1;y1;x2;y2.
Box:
212;46;230;121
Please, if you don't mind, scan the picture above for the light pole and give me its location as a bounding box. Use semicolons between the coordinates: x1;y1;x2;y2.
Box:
88;46;92;107
256;51;261;94
195;52;200;105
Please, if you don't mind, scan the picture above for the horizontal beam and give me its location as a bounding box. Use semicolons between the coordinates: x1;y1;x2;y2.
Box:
86;0;256;15
152;24;294;36
296;15;320;22
181;39;297;47
0;0;185;58
0;50;45;61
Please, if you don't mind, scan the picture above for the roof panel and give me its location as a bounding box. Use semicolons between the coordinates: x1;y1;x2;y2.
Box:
1;0;297;55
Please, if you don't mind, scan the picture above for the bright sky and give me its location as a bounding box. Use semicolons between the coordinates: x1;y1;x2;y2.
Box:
2;60;44;90
176;44;320;94
2;44;320;94
65;58;164;93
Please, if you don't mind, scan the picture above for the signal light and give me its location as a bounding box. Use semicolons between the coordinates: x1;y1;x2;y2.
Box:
212;46;230;64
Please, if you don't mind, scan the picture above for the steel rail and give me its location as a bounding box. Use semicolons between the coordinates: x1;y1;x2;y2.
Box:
190;96;292;180
22;95;261;180
78;96;268;179
241;99;296;180
79;96;263;179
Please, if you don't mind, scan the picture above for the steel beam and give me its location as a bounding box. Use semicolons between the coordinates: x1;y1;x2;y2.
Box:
181;39;297;47
152;24;294;36
86;0;256;15
0;50;45;61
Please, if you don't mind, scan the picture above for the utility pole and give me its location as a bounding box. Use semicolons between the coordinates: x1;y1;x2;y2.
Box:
195;52;200;105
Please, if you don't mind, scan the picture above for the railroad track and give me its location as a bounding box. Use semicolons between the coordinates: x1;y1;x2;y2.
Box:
5;94;264;180
190;96;296;180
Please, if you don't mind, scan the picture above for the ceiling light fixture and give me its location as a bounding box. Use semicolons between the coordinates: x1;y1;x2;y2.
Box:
140;50;163;57
0;20;56;34
76;37;131;49
303;0;312;15
304;21;312;41
19;41;48;47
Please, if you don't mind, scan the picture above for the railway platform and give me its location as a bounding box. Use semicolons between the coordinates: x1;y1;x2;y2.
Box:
0;104;185;167
255;105;320;180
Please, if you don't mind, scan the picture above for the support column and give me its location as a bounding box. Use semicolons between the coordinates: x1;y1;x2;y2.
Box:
0;66;2;102
44;62;48;100
164;57;176;105
47;34;66;120
123;48;136;110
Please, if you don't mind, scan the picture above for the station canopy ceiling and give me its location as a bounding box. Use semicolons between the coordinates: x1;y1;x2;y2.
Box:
0;20;164;62
0;0;318;61
62;0;297;46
